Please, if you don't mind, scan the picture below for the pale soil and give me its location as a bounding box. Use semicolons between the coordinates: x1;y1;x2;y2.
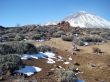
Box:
33;38;110;82
33;38;110;54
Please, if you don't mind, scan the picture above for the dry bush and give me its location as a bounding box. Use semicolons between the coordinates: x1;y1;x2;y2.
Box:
92;47;102;53
58;69;77;82
0;42;38;55
100;32;110;40
37;45;52;52
0;54;24;77
52;31;65;38
61;35;73;41
80;36;103;42
52;32;61;38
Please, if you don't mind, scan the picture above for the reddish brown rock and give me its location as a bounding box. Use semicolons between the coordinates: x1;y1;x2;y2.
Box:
57;21;70;32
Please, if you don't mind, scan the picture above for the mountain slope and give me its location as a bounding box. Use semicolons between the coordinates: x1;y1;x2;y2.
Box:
64;11;110;28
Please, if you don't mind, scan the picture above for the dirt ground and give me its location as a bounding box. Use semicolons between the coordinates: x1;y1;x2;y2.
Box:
3;38;110;82
32;38;110;82
23;48;71;82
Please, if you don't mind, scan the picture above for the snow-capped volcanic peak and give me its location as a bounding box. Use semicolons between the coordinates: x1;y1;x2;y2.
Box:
64;11;110;28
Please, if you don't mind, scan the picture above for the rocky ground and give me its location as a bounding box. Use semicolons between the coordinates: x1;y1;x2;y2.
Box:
2;38;110;82
33;38;110;82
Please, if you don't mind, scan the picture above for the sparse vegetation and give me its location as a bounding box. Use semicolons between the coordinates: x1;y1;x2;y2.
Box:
77;40;85;46
92;47;102;53
90;30;100;35
52;32;61;38
58;69;77;82
14;34;25;41
31;34;43;40
0;44;13;55
0;25;110;82
37;45;52;52
100;32;110;40
0;54;23;77
61;35;73;41
52;31;65;38
80;35;103;43
0;41;38;80
0;42;38;55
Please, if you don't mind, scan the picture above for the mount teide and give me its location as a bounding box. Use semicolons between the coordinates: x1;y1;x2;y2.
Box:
64;11;110;28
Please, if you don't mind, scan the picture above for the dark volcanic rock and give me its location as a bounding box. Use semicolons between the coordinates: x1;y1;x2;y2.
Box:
57;21;70;32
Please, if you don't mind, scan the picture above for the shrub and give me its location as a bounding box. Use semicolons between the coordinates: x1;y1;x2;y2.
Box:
77;40;84;46
0;42;38;55
61;35;73;41
90;31;100;35
70;27;81;34
57;65;81;82
92;47;101;53
93;36;103;42
80;36;103;42
52;32;61;38
52;31;65;38
37;45;52;52
0;44;14;55
0;54;23;75
100;32;110;40
58;69;77;82
57;31;65;35
14;34;25;41
31;34;42;40
9;42;38;54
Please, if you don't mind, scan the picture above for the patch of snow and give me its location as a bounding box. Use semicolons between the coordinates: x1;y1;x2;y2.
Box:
75;71;83;75
34;52;48;59
56;56;64;61
47;58;55;64
21;54;32;60
75;79;85;82
74;34;78;37
21;52;55;60
21;52;48;60
58;56;63;59
23;39;27;41
84;42;89;46
76;68;79;71
69;57;72;60
50;68;55;70
15;66;42;76
36;39;45;42
44;52;55;58
30;55;39;59
64;62;70;64
58;66;62;68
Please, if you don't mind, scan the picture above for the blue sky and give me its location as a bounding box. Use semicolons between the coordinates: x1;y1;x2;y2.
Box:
0;0;110;27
